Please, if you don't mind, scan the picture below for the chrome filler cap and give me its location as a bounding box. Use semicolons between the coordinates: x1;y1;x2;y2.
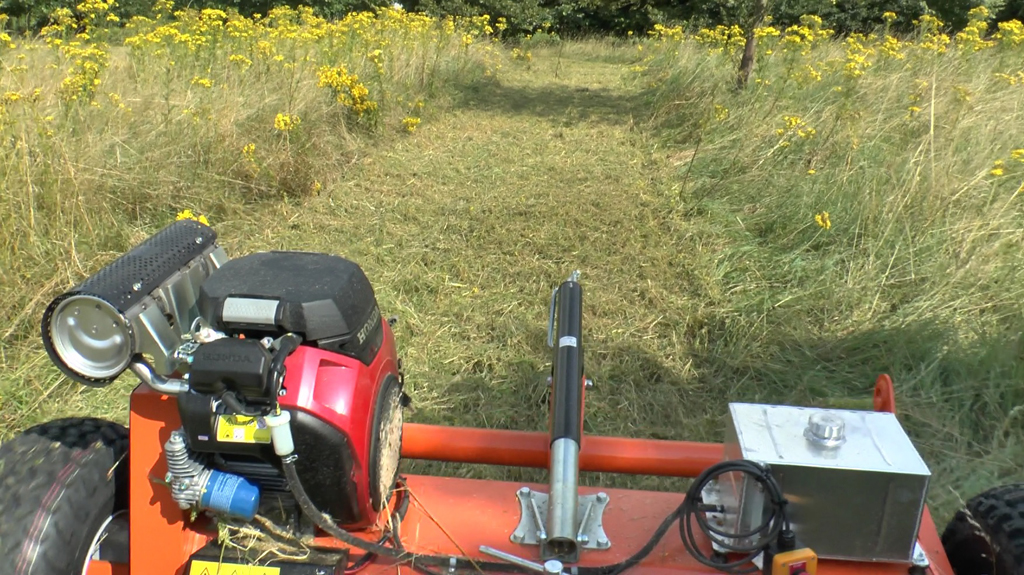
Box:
804;411;846;448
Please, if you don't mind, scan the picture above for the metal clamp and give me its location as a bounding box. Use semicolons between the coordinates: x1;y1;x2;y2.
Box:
511;487;611;550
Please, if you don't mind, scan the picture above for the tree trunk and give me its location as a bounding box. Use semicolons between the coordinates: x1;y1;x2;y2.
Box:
737;0;769;90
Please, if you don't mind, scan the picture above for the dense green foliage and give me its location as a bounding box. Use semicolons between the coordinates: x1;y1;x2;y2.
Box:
2;0;1024;35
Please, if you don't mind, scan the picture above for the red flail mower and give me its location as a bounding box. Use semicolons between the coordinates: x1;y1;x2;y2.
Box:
1;220;1021;575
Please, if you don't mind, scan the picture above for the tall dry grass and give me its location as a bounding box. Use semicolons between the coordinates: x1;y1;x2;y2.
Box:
0;3;503;432
630;10;1024;514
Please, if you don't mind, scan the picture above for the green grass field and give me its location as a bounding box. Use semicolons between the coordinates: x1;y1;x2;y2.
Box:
2;6;1024;530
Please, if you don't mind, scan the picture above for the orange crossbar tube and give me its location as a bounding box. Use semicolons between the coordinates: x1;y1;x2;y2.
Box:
401;423;724;478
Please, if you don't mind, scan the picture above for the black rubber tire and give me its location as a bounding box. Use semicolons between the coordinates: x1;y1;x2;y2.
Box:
941;482;1024;575
0;418;129;575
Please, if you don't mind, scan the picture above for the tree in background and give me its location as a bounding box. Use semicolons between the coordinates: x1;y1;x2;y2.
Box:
400;0;689;36
182;0;388;19
0;0;391;30
680;0;933;34
1;0;70;30
2;0;1021;36
995;0;1024;19
736;0;768;90
402;0;547;34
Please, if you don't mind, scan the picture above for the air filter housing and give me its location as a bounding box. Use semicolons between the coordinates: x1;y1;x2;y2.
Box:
719;403;930;563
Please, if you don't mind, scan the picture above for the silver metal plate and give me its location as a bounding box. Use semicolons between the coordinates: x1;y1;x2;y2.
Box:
701;479;753;555
222;297;280;325
124;245;227;376
512;488;611;550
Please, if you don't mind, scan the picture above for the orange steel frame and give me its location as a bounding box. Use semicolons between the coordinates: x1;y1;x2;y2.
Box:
86;375;953;575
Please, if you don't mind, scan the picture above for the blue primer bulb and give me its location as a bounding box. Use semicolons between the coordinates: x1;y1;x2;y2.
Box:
199;470;260;520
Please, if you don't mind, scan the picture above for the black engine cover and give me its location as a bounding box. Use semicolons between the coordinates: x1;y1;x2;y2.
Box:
198;251;383;365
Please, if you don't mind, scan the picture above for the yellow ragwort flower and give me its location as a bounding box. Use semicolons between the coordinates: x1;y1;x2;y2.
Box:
815;212;832;230
176;209;210;225
274;113;300;131
402;116;421;132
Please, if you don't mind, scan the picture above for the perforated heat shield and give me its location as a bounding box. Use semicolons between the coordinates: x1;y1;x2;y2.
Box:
64;220;217;313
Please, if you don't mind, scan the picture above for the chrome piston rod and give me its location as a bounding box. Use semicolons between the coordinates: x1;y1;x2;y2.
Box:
546;438;580;560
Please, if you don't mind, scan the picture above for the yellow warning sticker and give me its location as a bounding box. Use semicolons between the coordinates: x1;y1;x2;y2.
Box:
189;560;280;575
215;415;272;444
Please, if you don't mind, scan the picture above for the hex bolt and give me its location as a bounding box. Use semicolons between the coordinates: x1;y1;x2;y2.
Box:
543;560;563;575
597;537;610;548
195;236;203;244
132;282;142;291
519;487;531;496
596;492;609;504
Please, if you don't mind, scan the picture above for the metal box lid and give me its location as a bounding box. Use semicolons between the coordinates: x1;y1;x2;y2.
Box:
727;403;931;476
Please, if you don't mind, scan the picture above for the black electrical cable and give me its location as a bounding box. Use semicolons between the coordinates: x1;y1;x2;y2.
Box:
282;455;450;575
284;450;785;575
679;460;789;575
285;451;689;575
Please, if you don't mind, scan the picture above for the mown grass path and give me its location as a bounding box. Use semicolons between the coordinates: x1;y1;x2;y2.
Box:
237;50;704;491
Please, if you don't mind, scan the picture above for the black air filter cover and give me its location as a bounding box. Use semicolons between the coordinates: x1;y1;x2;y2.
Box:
189;338;273;400
198;251;383;365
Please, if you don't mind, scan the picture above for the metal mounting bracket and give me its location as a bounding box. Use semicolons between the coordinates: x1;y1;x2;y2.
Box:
700;479;755;561
511;487;611;550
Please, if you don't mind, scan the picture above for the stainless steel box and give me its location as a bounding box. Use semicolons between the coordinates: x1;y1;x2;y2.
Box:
719;403;931;563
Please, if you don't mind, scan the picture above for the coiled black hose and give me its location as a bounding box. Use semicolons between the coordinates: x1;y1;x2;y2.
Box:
679;460;790;574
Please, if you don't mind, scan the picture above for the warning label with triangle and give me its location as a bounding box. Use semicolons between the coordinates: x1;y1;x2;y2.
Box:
189;559;281;575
